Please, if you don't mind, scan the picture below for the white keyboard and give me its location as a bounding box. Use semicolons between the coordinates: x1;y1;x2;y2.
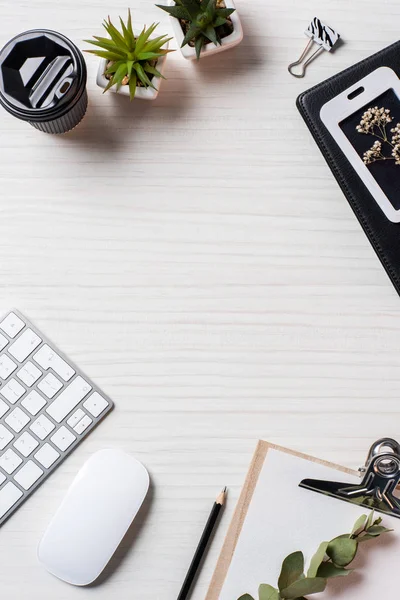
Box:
0;311;113;525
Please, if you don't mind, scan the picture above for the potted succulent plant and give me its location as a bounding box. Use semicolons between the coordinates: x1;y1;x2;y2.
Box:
156;0;243;60
85;10;173;100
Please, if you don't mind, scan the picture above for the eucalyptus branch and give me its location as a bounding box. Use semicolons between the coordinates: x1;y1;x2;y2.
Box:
238;512;392;600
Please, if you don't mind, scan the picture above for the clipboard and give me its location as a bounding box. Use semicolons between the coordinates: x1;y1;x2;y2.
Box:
206;440;400;600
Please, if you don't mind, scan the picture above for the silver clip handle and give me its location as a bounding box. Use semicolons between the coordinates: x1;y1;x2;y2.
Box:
288;39;324;78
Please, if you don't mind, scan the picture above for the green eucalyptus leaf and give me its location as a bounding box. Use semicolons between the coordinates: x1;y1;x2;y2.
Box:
326;536;358;567
307;541;328;578
351;514;367;536
363;525;393;536
317;562;353;579
258;584;280;600
366;511;375;529
281;577;326;599
238;595;255;600
278;551;304;591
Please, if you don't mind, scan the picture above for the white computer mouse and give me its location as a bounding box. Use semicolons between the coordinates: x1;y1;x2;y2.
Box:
38;449;150;586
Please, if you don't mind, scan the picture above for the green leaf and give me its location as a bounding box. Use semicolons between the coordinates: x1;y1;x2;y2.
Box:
326;536;358;567
238;596;255;600
84;39;126;56
215;7;235;17
317;562;353;579
136;51;165;61
278;551;304;592
351;514;367;536
203;24;219;46
181;22;202;46
194;35;204;59
307;541;328;578
85;50;123;61
363;525;393;537
144;63;165;79
135;23;159;54
128;71;137;100
258;584;280;600
119;16;134;48
113;62;128;88
133;63;155;89
103;17;130;51
145;34;172;52
366;511;375;529
180;0;202;19
156;4;190;19
127;9;134;37
281;577;326;599
213;15;228;27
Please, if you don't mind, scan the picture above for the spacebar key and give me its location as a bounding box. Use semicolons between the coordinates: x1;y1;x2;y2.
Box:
46;376;92;423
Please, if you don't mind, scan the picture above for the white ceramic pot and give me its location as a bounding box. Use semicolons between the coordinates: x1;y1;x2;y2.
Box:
168;0;243;60
96;31;169;100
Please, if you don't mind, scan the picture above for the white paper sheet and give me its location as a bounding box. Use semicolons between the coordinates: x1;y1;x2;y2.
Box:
219;449;399;600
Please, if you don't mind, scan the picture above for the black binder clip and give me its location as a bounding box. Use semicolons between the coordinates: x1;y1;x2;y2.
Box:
288;17;340;79
300;438;400;518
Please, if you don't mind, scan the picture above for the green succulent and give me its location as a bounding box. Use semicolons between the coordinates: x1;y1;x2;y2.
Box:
156;0;235;59
84;10;173;100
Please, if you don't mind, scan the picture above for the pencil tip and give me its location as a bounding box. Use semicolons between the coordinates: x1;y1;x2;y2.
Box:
216;487;228;505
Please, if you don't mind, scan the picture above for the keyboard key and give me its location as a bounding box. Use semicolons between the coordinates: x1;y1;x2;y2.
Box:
14;461;43;490
0;313;25;338
0;471;6;486
0;482;23;518
83;392;109;418
34;443;60;468
33;345;75;381
5;407;30;433
30;415;55;440
74;415;92;435
21;390;46;416
0;399;9;418
17;361;42;387
0;333;7;351
8;329;41;362
0;355;17;380
67;408;85;428
46;376;91;423
50;426;76;451
37;373;62;399
0;425;13;450
0;378;25;404
13;432;39;457
0;449;22;474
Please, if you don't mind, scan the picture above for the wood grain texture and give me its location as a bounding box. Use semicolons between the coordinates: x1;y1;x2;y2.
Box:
0;0;399;597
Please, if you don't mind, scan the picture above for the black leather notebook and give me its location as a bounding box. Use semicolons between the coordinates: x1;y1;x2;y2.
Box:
297;41;400;296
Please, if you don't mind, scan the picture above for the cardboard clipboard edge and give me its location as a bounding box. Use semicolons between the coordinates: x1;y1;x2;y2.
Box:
206;441;357;600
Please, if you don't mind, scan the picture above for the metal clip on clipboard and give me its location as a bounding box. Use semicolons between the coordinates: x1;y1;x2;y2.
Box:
300;438;400;518
288;17;341;79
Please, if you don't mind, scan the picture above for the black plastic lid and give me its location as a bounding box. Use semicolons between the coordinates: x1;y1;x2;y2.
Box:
0;29;87;122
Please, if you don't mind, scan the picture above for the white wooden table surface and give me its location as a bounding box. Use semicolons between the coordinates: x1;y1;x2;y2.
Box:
0;0;400;598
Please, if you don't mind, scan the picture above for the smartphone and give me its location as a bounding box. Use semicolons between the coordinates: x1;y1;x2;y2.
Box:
320;67;400;223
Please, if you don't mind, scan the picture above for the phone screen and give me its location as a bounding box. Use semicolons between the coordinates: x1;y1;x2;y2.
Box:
340;89;400;210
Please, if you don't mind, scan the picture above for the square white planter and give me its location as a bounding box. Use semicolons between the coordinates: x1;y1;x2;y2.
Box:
168;0;243;60
96;31;169;100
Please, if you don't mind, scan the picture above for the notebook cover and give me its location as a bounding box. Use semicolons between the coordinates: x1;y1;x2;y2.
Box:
296;41;400;296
